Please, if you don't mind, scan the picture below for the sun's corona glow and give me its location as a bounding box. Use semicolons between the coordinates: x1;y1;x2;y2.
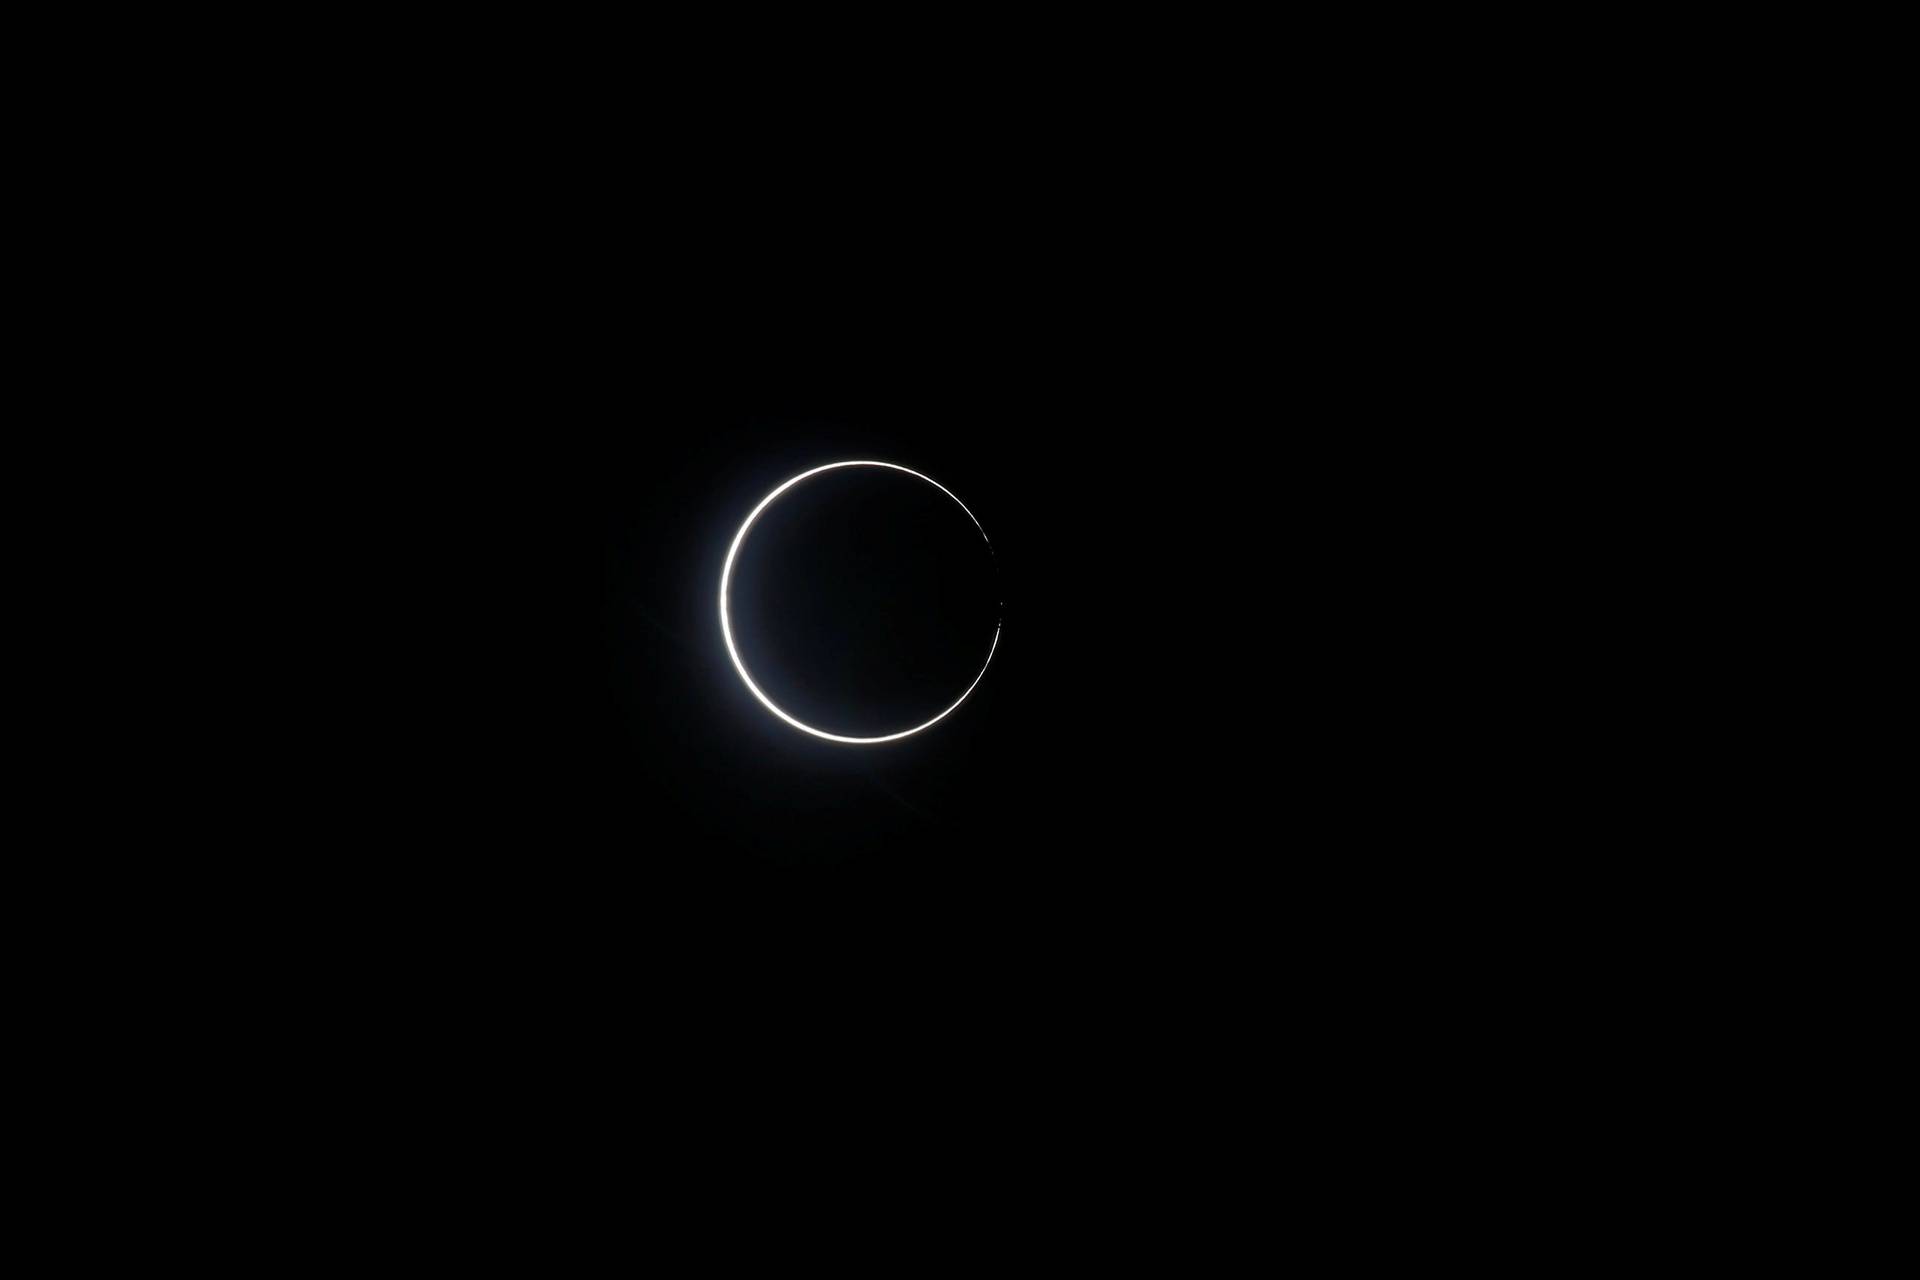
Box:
718;460;999;744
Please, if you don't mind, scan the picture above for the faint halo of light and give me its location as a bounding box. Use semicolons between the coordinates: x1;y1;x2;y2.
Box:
719;460;999;745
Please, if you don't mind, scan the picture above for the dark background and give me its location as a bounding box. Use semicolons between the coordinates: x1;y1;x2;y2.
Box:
111;94;1581;1102
35;30;1690;1226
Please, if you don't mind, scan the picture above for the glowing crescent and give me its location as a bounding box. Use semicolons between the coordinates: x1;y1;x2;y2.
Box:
719;460;1000;744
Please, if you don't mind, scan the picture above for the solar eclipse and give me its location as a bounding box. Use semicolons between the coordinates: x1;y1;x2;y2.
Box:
719;461;1000;744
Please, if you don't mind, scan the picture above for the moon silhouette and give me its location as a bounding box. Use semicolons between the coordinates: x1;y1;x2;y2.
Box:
719;461;1000;744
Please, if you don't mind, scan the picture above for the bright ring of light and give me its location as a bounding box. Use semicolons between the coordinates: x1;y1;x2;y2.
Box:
719;460;1000;744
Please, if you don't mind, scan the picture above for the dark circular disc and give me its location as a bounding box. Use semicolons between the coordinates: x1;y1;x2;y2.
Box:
726;465;999;738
